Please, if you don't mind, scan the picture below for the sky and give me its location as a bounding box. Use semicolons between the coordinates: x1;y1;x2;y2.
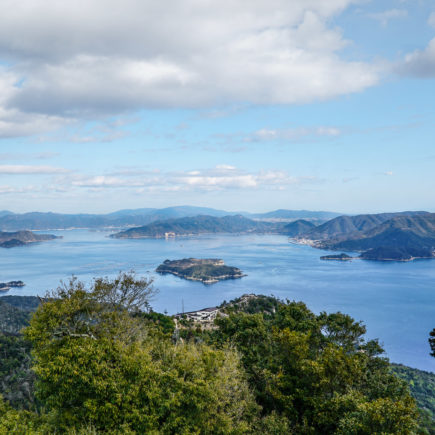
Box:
0;0;434;214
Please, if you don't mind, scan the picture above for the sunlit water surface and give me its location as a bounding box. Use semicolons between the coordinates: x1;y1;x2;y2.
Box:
1;230;434;371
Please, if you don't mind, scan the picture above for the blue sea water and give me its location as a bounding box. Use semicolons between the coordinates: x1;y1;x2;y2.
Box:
1;229;434;372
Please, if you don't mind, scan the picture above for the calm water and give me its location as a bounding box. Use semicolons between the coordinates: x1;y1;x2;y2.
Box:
1;229;434;372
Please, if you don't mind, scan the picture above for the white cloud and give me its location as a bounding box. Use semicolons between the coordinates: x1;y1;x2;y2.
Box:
0;185;39;194
0;165;68;174
0;0;378;137
57;165;319;193
250;126;341;142
428;12;435;28
368;9;408;27
397;37;435;77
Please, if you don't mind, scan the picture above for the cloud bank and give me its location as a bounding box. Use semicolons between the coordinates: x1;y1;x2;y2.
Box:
0;0;378;137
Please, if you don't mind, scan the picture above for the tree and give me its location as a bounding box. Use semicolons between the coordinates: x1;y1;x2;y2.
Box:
429;328;435;358
23;273;257;433
211;299;419;433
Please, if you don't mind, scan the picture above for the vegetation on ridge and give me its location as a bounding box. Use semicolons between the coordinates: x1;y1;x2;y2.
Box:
0;278;433;433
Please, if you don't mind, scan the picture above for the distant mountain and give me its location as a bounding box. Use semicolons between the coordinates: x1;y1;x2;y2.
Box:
299;211;429;241
0;207;340;231
0;206;240;231
280;219;317;237
0;230;58;248
111;215;279;239
248;209;340;221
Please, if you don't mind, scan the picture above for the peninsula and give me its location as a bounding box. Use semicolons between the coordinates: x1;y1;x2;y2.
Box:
292;211;435;262
156;258;246;284
0;230;58;248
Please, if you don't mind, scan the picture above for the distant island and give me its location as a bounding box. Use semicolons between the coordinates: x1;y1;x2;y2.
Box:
156;258;246;284
0;281;25;292
320;253;353;261
112;215;279;239
0;230;58;248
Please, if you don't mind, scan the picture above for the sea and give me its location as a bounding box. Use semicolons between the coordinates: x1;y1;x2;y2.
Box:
1;229;434;372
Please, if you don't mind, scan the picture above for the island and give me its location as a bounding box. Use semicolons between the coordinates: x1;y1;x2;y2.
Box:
320;253;353;261
111;215;277;239
156;258;246;284
0;281;25;292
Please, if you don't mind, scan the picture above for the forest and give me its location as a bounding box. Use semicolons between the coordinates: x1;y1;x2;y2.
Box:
0;273;434;434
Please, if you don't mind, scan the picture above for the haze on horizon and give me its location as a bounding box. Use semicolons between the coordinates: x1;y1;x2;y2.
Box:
0;0;434;214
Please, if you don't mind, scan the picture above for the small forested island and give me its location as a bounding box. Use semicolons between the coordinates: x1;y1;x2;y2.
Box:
0;230;58;248
0;281;25;292
156;258;246;283
320;253;353;261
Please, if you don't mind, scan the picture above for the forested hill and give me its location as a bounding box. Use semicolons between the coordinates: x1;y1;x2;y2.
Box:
0;289;433;433
111;215;279;238
279;219;317;236
318;213;435;260
299;211;429;241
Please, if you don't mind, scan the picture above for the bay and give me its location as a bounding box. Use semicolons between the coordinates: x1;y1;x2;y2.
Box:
0;229;434;372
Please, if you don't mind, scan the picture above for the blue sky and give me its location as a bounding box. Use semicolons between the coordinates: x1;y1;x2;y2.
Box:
0;0;434;214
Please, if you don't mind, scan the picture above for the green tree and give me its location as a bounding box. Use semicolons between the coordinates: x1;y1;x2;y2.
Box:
24;273;257;433
212;300;419;434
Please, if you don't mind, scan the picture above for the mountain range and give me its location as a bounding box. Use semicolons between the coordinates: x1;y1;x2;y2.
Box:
0;207;340;231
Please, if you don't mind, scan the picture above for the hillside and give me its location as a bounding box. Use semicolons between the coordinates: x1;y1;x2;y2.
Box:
0;291;433;433
280;219;317;236
299;211;428;241
319;214;435;260
111;215;278;238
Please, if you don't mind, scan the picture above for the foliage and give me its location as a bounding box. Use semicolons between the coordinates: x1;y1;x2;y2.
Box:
0;333;35;410
208;300;419;434
136;311;175;336
0;278;427;434
221;294;281;318
0;299;32;334
23;273;257;433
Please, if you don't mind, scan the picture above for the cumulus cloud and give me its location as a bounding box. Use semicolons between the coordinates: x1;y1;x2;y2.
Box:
0;0;379;137
397;38;435;77
368;9;408;27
